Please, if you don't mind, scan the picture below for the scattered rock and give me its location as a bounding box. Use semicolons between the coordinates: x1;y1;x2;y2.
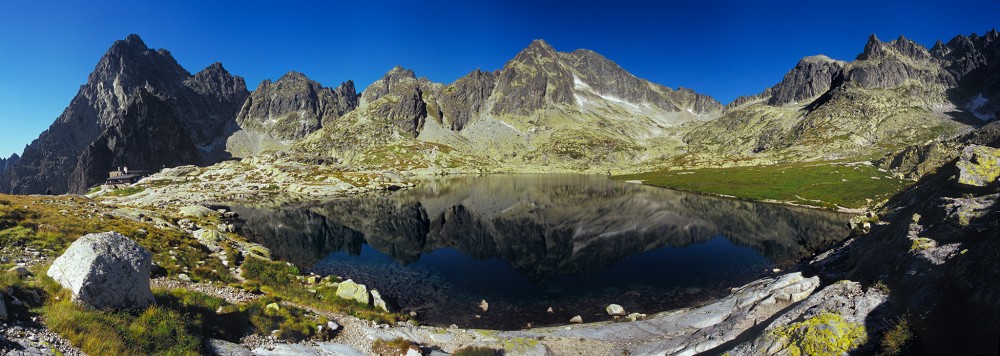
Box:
605;304;625;316
326;321;340;331
569;315;583;323
46;231;154;310
335;279;370;305
177;218;196;230
547;307;554;313
371;289;389;312
7;266;32;278
266;302;280;312
479;299;489;312
178;273;192;282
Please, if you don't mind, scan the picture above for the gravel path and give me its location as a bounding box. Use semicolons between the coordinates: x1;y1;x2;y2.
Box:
151;277;259;304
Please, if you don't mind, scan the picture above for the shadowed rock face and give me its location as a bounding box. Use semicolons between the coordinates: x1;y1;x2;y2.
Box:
68;88;205;192
1;34;248;194
436;69;496;131
235;175;849;281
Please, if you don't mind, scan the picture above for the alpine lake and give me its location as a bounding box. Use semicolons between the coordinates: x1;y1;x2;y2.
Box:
229;175;850;330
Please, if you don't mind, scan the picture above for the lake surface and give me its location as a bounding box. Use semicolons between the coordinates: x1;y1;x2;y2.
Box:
232;175;850;329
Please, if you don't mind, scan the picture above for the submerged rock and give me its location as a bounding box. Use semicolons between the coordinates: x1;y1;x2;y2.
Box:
335;279;370;305
498;272;820;355
479;299;489;312
47;231;154;310
605;304;625;316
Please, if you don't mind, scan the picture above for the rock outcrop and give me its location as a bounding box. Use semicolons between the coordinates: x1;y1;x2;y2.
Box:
46;231;154;310
726;281;889;356
955;144;1000;188
807;133;1000;353
236;72;358;142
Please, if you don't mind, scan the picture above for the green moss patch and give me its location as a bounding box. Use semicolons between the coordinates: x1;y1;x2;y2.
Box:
617;162;910;210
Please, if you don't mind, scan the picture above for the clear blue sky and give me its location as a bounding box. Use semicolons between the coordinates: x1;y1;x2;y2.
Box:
1;0;998;158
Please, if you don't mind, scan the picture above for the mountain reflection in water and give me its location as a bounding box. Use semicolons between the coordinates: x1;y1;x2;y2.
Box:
233;175;849;329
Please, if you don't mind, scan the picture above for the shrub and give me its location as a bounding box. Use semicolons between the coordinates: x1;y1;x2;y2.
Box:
878;318;913;356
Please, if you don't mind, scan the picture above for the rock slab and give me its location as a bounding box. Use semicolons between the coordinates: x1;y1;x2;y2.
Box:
47;231;154;310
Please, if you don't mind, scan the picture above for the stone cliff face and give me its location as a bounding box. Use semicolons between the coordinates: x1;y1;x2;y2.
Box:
68;88;204;192
1;34;248;194
235;72;357;141
358;66;428;137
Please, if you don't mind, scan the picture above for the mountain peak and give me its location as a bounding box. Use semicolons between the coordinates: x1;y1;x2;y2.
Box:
857;34;885;60
124;33;146;46
514;39;558;61
385;66;416;79
278;71;311;82
528;39;554;51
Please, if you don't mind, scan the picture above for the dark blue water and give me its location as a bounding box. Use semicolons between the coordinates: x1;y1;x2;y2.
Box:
235;175;849;329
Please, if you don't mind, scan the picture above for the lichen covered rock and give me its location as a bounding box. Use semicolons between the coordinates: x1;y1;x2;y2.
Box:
335;279;369;305
47;231;154;310
956;144;1000;187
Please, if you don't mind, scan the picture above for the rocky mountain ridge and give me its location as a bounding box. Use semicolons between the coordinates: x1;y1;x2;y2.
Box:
3;31;998;193
682;30;1000;167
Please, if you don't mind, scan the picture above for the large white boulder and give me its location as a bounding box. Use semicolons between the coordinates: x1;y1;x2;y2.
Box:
47;231;154;310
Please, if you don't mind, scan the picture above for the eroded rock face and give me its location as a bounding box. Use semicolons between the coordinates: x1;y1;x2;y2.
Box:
47;231;154;310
